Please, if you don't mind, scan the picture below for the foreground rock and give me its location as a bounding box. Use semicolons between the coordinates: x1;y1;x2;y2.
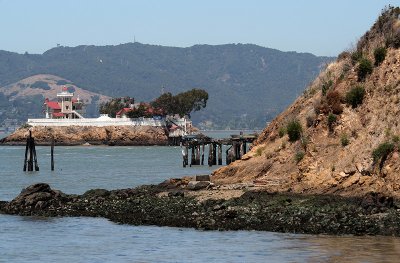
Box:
0;126;168;146
1;183;400;236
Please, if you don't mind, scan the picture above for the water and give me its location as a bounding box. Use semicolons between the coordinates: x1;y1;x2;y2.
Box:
1;139;400;262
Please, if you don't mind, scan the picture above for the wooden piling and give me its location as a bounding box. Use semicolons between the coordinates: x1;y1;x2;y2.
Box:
182;145;188;167
212;143;217;165
51;139;55;171
190;146;196;167
23;137;29;172
218;144;222;165
23;130;39;172
195;145;200;165
235;142;241;160
201;144;205;165
208;143;213;166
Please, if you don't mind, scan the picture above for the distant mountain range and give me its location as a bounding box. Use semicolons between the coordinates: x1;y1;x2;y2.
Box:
0;43;333;129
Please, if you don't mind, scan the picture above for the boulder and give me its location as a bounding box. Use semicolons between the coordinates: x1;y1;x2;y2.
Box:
195;174;211;181
187;181;211;190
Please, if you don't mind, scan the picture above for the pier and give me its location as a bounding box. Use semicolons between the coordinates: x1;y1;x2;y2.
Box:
181;133;257;167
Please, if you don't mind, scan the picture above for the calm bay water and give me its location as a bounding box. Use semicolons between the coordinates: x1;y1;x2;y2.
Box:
1;131;400;262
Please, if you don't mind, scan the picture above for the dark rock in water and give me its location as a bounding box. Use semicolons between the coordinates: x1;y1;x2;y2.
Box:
20;183;51;197
4;183;69;215
2;183;400;236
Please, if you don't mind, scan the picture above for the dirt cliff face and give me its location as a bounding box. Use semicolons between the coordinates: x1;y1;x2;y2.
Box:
1;125;168;146
213;7;400;198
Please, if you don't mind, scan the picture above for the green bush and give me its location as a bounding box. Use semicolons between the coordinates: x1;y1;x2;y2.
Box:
255;147;265;157
374;47;387;66
372;142;394;163
321;79;333;96
286;120;302;142
327;113;337;132
294;151;305;163
345;86;365;108
351;51;363;64
340;133;349;146
357;58;373;81
278;127;286;138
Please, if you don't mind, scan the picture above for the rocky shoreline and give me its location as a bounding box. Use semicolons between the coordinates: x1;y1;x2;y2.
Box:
1;182;400;236
0;126;169;146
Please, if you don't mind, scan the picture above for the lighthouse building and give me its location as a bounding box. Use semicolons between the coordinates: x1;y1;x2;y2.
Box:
44;87;84;119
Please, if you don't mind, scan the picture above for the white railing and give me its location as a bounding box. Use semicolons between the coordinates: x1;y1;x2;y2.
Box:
27;117;166;127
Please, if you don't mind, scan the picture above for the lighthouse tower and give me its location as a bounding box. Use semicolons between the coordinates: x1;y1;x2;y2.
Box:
57;86;74;118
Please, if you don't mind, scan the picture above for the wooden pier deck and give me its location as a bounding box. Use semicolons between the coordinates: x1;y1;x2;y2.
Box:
181;132;258;167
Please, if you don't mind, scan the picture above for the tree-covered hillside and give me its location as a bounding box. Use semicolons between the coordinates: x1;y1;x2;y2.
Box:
0;43;333;129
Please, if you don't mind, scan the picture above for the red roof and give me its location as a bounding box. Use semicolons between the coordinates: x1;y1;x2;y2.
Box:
169;124;179;131
46;101;61;110
52;112;64;117
116;108;132;116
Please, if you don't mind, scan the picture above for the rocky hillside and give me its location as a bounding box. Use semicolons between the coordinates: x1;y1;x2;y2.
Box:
1;125;168;146
213;7;400;198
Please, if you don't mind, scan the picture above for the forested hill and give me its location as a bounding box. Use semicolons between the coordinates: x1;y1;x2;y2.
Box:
0;43;333;128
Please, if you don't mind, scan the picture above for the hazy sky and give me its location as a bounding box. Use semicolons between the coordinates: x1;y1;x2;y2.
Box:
0;0;399;56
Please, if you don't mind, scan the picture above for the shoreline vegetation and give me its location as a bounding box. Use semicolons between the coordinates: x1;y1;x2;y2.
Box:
1;181;400;236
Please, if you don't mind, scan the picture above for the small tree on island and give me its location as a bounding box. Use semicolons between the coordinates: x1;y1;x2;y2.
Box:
99;89;208;119
151;88;208;118
99;96;134;117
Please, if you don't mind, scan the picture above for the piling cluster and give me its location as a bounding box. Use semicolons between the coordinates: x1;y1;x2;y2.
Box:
181;134;256;168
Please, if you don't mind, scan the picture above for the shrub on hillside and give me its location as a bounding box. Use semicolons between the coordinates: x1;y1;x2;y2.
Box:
294;151;305;163
326;90;343;114
372;142;394;168
345;86;365;108
286;120;302;142
340;133;349;146
337;51;350;61
351;51;363;64
278;127;286;138
357;58;373;81
327;113;337;132
386;30;400;48
374;47;387;66
306;114;315;127
321;79;333;96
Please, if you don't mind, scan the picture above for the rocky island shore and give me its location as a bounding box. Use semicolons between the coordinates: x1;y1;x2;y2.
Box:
1;181;400;236
0;125;168;146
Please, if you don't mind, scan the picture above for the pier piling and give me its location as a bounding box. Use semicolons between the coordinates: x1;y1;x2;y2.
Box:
23;130;39;172
182;132;257;168
51;139;55;171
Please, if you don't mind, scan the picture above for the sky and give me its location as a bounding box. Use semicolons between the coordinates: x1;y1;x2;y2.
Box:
0;0;399;56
